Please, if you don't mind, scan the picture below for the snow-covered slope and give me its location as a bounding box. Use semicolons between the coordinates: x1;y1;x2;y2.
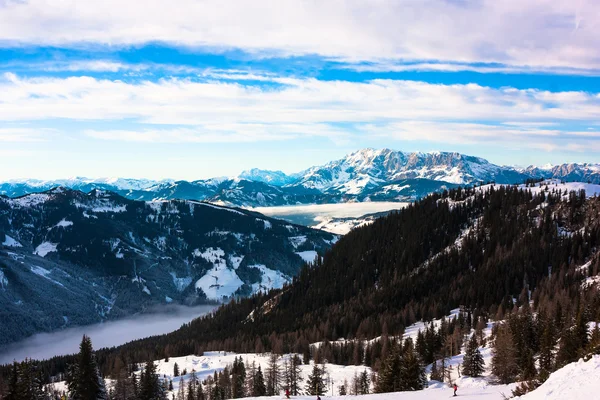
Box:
517;356;600;399
0;188;335;346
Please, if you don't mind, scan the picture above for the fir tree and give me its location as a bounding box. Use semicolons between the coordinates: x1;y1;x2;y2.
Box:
358;370;370;395
375;345;401;393
231;357;246;399
399;340;426;391
67;335;107;400
430;359;442;382
139;361;165;400
253;366;266;397
305;364;325;396
462;334;485;377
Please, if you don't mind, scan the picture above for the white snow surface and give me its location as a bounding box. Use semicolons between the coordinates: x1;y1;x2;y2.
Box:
517;356;600;399
34;242;57;257
2;234;22;247
249;264;290;293
296;250;318;263
194;247;243;300
152;352;374;397
52;219;73;229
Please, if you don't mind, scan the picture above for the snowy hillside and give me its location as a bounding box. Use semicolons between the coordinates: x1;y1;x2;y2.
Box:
0;188;335;346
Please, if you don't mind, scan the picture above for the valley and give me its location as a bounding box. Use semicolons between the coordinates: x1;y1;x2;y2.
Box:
249;202;410;234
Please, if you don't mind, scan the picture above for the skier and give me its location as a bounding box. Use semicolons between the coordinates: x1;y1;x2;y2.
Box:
285;389;290;399
316;396;321;400
453;383;458;396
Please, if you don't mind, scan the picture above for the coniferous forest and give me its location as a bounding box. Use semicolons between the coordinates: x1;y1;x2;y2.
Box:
1;183;600;399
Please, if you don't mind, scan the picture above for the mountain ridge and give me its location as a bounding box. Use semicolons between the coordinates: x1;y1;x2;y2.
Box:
2;149;599;207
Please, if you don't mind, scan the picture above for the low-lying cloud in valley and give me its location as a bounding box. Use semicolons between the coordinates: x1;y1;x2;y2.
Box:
0;305;216;364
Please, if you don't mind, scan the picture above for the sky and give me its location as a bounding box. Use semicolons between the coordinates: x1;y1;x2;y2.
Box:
0;0;599;180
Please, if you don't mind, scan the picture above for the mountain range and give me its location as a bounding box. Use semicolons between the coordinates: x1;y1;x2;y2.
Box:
0;187;335;346
3;149;599;207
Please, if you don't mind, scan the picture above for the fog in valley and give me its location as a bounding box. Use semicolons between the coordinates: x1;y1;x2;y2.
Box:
0;305;216;364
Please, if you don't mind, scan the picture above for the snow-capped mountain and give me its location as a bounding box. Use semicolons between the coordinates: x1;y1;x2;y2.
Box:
237;168;297;186
288;148;528;194
2;149;598;207
522;162;600;184
0;187;335;346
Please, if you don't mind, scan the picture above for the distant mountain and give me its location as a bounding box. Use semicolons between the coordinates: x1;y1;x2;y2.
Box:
238;169;297;186
0;188;335;346
522;163;600;184
2;149;598;207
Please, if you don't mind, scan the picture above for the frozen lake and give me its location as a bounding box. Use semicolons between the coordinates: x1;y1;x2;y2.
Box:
0;304;216;363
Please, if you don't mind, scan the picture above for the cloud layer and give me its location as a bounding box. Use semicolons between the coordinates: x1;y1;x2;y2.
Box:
0;71;598;151
0;0;599;72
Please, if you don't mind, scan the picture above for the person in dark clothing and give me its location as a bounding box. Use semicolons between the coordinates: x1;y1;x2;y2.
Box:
453;383;458;396
285;389;290;399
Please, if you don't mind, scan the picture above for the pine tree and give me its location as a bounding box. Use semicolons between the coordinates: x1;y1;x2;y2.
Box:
196;380;205;400
430;359;442;382
139;361;165;400
187;371;198;400
375;345;401;393
253;366;266;397
462;334;485;377
358;370;369;395
5;361;18;400
399;340;426;391
231;357;246;398
67;335;107;400
174;363;180;377
305;364;325;396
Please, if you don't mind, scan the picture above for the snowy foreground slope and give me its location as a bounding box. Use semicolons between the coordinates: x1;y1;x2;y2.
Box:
516;355;600;399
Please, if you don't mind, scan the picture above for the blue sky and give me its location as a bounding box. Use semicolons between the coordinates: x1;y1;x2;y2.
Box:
0;0;599;180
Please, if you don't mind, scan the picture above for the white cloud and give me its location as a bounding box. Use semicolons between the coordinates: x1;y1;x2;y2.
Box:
1;72;599;124
0;127;50;142
0;71;599;151
0;0;599;72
